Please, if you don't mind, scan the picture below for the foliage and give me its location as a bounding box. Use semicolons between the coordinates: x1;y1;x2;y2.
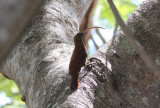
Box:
94;0;137;28
0;73;26;108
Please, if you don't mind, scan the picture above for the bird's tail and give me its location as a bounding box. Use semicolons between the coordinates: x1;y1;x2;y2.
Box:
70;73;79;90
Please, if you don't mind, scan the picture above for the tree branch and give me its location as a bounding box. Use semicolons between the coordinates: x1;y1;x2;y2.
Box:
106;23;118;59
90;35;99;49
0;0;43;62
107;0;160;79
95;28;106;44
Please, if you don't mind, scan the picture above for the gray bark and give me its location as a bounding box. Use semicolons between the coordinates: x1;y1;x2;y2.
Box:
1;0;160;108
0;0;43;61
108;0;160;107
0;0;93;107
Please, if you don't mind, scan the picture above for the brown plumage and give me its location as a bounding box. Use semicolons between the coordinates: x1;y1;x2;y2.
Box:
69;32;87;90
69;27;105;90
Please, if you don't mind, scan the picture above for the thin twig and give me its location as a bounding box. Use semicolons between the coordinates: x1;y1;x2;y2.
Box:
105;23;119;108
90;36;99;49
95;28;106;44
106;23;118;59
107;0;160;78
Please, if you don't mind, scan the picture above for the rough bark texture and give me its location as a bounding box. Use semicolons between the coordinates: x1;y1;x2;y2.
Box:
0;0;42;61
0;0;93;107
108;0;160;107
1;0;160;108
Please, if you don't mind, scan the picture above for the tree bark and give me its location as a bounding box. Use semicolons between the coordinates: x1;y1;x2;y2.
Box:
0;0;43;62
1;0;160;108
0;0;93;107
107;0;160;107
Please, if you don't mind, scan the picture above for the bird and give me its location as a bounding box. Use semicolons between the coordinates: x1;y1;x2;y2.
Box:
69;27;105;90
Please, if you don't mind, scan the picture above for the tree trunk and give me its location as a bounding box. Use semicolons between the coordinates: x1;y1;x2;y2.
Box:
1;0;160;108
